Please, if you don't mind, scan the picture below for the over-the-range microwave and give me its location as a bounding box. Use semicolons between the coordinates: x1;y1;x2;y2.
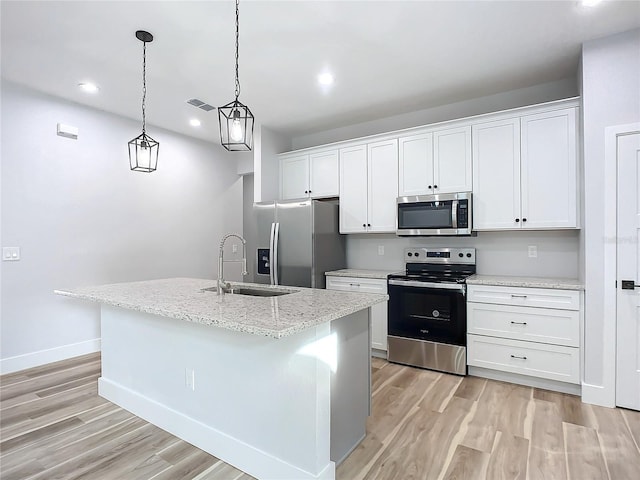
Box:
396;192;472;236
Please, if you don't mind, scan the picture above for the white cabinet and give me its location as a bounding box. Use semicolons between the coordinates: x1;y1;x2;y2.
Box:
280;150;339;200
467;284;582;386
339;140;398;233
326;275;388;353
398;126;471;196
472;107;578;230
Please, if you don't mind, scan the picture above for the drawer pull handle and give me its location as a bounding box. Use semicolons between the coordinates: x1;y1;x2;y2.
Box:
510;321;527;325
511;294;528;298
510;354;527;360
350;283;361;287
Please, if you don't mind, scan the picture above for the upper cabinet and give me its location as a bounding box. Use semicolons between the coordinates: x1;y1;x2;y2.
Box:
472;107;578;230
399;125;471;196
339;140;398;233
280;149;339;200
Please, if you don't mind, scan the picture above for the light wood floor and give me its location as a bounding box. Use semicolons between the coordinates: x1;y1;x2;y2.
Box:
1;354;639;480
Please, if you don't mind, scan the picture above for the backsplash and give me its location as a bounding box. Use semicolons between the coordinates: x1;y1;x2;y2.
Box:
346;230;580;278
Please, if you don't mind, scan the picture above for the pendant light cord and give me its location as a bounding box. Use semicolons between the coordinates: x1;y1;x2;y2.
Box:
234;0;240;101
142;40;147;135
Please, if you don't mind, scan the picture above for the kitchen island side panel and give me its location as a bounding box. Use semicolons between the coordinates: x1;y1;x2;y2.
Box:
99;304;337;480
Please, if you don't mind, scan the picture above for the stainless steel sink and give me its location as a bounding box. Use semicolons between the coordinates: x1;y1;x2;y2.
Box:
201;286;296;297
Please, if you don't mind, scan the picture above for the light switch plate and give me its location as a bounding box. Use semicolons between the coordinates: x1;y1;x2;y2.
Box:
528;245;537;258
378;245;385;256
2;247;20;261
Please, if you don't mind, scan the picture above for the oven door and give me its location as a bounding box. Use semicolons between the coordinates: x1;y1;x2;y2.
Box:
387;279;467;346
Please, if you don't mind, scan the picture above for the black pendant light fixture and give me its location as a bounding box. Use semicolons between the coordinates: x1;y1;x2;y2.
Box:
128;30;159;172
218;0;254;151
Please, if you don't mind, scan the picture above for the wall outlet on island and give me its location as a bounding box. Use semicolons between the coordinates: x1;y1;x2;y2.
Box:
378;245;385;256
185;368;195;391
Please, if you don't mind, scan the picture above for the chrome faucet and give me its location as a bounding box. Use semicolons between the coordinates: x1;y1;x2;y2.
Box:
218;233;248;295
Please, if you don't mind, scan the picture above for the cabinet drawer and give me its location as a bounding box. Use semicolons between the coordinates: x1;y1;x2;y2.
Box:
467;285;580;310
467;334;579;384
467;302;579;347
326;276;387;294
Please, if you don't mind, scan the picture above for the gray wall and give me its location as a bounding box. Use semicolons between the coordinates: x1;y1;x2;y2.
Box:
582;29;640;397
346;231;579;278
0;81;244;371
292;78;578;150
253;125;290;202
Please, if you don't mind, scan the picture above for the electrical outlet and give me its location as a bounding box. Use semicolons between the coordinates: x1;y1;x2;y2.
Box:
528;245;538;258
378;245;385;256
2;247;20;261
185;368;195;391
232;244;238;253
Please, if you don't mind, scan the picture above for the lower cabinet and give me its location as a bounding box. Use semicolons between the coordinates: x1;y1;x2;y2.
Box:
326;276;388;353
467;284;582;388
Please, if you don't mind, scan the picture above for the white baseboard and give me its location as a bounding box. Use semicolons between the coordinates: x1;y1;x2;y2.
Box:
468;366;582;396
98;378;335;480
0;338;101;375
581;382;616;408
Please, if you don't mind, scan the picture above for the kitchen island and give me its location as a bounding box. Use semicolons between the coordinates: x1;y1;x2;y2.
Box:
55;278;387;480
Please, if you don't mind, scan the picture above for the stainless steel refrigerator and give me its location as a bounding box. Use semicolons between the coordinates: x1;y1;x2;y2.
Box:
249;199;345;289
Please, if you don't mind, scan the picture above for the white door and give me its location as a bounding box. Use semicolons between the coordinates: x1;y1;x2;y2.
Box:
309;150;339;198
433;125;472;193
367;139;398;233
339;145;368;233
521;108;578;229
616;131;640;411
398;132;433;196
472;118;521;230
280;155;309;200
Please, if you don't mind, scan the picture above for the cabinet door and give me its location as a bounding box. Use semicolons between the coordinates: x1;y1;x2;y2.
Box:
521;108;578;229
280;155;309;200
433;125;472;193
472;118;521;230
367;139;399;233
339;145;368;233
309;150;339;198
398;133;433;196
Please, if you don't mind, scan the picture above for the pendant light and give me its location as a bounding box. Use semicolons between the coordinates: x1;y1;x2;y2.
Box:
128;30;159;172
218;0;254;151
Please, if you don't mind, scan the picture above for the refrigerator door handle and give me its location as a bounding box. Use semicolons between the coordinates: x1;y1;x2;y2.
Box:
273;222;280;285
269;222;276;285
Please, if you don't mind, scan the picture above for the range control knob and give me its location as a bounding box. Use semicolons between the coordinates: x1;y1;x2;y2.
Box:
458;253;464;258
408;252;413;257
414;252;420;257
467;253;472;258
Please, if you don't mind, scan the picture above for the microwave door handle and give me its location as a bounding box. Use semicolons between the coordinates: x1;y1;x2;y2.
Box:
451;200;459;229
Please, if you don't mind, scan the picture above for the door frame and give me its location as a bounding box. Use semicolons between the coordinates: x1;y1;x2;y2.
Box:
601;122;640;407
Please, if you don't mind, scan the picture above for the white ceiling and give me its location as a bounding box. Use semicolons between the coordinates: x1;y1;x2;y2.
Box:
2;1;639;145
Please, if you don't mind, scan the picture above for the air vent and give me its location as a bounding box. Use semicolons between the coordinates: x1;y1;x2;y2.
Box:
187;98;215;112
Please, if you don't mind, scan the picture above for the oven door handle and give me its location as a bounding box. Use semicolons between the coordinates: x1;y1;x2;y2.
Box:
388;279;466;292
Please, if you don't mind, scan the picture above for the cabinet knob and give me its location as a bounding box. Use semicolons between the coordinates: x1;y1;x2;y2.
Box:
304;190;308;194
522;218;527;222
428;185;432;189
308;190;312;193
515;218;520;223
433;185;438;189
363;224;366;228
367;223;371;227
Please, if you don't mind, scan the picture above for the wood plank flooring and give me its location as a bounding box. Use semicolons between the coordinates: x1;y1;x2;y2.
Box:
1;353;639;479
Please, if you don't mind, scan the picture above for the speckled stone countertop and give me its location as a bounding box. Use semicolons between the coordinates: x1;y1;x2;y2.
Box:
466;275;584;291
325;269;398;280
55;278;388;339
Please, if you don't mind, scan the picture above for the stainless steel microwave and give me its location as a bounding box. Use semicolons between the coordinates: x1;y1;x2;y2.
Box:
396;192;472;236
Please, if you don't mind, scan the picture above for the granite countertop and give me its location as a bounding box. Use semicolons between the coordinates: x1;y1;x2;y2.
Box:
466;274;584;291
55;278;388;339
325;269;398;280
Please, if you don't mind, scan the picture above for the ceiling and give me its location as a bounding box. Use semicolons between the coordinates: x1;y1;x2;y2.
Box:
2;1;639;145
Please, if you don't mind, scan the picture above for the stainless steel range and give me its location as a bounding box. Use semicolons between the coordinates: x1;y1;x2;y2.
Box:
387;247;476;375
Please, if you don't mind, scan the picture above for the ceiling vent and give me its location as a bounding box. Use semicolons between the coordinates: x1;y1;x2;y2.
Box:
187;98;215;112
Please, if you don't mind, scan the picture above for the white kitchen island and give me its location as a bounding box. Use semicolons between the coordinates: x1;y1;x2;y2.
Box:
55;278;387;480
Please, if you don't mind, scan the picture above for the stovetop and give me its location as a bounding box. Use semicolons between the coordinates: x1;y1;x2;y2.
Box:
388;247;477;284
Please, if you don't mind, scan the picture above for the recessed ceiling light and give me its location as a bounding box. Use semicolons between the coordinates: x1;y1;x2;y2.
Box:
189;119;201;127
78;82;99;93
581;0;603;6
318;72;335;86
